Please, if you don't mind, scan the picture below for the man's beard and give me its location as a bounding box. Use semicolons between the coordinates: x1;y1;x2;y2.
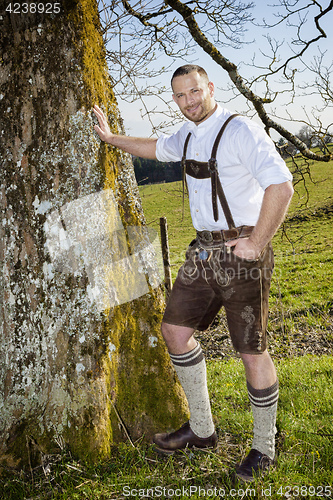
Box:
183;101;215;123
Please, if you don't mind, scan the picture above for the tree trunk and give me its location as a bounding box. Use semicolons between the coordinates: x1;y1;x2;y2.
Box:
0;0;187;469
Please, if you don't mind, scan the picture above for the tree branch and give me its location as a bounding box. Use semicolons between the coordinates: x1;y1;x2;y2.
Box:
165;0;331;161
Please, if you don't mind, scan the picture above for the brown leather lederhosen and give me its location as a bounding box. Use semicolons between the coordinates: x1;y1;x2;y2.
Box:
181;114;239;229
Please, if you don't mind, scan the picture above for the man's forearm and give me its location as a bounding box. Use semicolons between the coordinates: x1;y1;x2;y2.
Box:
224;181;294;260
105;134;158;160
249;181;294;253
93;105;158;159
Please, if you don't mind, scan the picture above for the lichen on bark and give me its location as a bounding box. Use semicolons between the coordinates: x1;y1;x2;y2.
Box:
0;0;187;470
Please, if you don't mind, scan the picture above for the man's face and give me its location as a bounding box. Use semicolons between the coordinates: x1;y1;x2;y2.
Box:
172;71;216;124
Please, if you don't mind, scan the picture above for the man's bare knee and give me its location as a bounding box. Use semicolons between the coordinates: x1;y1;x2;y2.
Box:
240;350;277;389
161;322;175;342
161;322;196;354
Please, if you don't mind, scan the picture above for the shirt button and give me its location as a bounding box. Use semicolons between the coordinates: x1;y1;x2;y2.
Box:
194;190;197;193
196;209;199;212
196;153;199;156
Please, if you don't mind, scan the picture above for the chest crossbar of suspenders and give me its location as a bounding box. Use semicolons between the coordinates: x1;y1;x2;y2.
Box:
181;114;239;228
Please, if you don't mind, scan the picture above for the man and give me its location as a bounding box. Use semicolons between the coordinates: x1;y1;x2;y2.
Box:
93;64;294;482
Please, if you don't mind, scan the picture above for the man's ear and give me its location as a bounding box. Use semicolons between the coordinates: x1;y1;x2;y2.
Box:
208;81;214;97
172;94;176;103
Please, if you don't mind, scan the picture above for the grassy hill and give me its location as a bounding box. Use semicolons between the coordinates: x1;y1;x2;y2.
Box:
139;157;333;356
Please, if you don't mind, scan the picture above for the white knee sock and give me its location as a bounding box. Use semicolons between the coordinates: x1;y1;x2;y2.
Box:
170;343;215;438
247;380;279;460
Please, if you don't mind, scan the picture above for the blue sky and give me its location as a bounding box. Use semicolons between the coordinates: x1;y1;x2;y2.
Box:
105;1;332;139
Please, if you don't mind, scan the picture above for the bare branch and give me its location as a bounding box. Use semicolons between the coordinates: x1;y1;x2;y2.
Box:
165;0;331;160
98;0;333;162
253;0;333;80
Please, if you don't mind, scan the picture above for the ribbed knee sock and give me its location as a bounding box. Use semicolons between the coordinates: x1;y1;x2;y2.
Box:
247;379;279;460
169;343;215;438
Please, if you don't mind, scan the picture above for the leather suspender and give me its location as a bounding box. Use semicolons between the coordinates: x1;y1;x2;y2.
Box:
181;133;192;219
182;114;239;227
209;114;239;226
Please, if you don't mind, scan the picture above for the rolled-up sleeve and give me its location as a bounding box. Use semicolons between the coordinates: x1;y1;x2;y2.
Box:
156;128;187;162
234;120;293;190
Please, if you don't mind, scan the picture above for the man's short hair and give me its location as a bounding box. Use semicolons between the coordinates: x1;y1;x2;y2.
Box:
171;65;209;88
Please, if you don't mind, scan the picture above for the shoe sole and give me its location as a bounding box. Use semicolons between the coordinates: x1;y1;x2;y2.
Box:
154;444;218;456
234;463;275;483
234;471;256;483
154;446;177;456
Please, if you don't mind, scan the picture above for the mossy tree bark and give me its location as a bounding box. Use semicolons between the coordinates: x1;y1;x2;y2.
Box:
0;0;187;469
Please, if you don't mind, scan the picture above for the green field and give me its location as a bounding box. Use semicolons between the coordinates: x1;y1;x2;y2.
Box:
1;159;332;499
139;157;333;356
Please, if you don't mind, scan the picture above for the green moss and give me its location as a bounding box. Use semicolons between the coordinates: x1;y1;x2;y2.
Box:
68;0;114;108
112;297;189;441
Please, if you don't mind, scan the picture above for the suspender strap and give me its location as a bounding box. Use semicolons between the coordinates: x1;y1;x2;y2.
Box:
210;114;239;160
208;114;239;226
210;166;235;227
182;132;192;165
182;132;192;218
181;113;240;226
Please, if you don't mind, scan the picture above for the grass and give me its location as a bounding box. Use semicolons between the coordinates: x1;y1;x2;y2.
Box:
1;158;332;499
1;355;332;499
139;156;333;340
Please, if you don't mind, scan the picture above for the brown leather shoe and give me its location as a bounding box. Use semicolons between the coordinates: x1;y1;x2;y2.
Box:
235;449;275;482
153;422;217;454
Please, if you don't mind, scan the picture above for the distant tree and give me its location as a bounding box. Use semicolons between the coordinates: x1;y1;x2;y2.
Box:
133;158;181;185
297;125;316;148
324;133;333;144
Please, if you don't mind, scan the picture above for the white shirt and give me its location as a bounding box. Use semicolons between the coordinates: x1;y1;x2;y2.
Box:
156;104;293;231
